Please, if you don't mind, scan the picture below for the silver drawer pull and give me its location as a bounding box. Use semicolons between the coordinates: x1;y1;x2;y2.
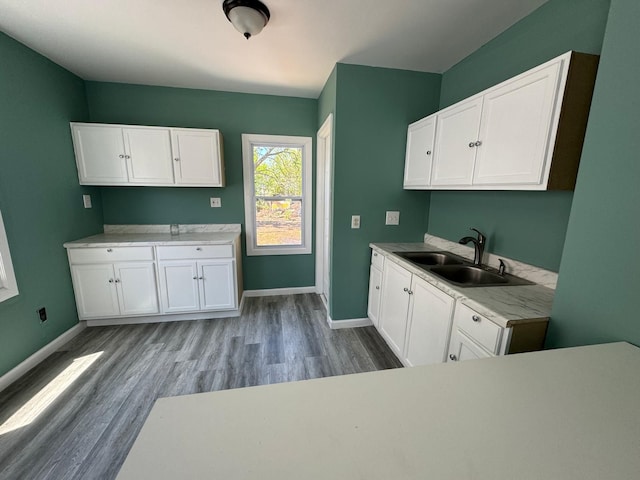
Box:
449;354;457;361
106;248;113;252
472;315;481;322
108;279;114;283
403;287;409;292
373;253;378;257
193;276;198;280
199;276;204;280
375;286;380;290
196;247;202;251
408;290;413;295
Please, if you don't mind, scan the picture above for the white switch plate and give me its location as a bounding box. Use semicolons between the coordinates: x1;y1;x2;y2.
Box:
210;197;221;208
385;211;400;225
351;215;361;229
82;194;92;209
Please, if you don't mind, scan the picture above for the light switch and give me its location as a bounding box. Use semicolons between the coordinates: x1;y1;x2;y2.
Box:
210;197;221;208
351;215;361;229
82;195;92;209
385;211;400;225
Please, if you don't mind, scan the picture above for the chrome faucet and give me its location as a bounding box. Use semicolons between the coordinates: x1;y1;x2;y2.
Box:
459;228;486;266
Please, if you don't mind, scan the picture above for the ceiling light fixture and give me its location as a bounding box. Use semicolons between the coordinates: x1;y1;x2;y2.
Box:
222;0;271;40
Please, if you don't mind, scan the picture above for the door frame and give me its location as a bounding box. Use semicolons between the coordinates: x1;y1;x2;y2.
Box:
315;114;334;305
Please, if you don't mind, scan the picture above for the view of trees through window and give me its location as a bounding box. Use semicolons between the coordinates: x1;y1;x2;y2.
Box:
253;145;303;246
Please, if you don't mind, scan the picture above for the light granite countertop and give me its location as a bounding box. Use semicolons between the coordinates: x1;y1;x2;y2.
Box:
64;232;240;248
370;242;554;328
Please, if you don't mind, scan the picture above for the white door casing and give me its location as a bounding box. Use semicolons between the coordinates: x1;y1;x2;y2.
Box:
316;114;333;305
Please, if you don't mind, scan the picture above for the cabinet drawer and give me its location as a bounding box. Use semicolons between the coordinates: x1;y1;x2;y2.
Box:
68;246;154;264
371;250;385;270
156;244;233;260
454;303;502;354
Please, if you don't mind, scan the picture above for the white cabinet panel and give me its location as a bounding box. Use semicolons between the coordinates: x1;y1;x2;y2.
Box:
403;115;436;188
123;128;174;184
71;264;120;319
114;262;159;316
199;260;236;310
448;329;493;362
473;62;561;185
71;124;128;184
171;129;223;186
367;265;383;328
431;97;483;186
454;303;502;354
404;277;455;367
378;261;412;356
159;262;201;313
156;245;233;261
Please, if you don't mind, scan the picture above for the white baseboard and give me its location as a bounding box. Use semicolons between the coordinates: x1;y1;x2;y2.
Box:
243;286;316;297
326;315;372;329
85;307;242;327
0;322;86;394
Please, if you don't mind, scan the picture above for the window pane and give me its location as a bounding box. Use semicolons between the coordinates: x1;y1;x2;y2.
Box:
253;146;302;197
255;199;302;246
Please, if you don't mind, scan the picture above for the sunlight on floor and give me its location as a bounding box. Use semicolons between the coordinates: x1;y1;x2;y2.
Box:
0;351;103;436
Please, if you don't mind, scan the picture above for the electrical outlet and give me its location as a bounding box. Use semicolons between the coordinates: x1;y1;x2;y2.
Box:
38;307;47;323
385;211;400;225
82;194;92;209
210;197;221;208
351;215;361;229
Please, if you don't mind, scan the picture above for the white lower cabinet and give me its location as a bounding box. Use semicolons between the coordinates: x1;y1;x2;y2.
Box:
367;251;385;327
159;259;236;313
71;262;159;319
447;329;493;362
378;261;413;357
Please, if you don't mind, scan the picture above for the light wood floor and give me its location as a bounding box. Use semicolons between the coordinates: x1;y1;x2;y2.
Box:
0;294;401;480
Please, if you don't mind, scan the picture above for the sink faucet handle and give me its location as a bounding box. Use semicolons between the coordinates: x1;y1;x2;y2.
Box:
469;227;486;245
498;259;506;276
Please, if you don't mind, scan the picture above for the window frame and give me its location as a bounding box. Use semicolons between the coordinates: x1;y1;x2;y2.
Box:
0;210;19;303
242;134;313;256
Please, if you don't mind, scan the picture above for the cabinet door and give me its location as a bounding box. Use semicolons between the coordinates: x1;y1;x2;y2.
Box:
123;128;174;184
473;61;562;186
431;97;483;186
171;129;223;186
71;124;128;184
367;265;383;327
114;262;160;316
447;329;492;363
404;277;455;366
403;115;436;188
71;264;120;319
198;260;236;310
378;261;412;357
158;261;201;313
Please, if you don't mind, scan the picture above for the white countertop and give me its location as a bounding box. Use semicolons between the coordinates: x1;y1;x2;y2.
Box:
63;232;240;248
116;342;640;480
371;242;554;327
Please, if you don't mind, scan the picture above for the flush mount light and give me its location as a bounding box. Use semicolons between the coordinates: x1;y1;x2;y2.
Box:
222;0;271;40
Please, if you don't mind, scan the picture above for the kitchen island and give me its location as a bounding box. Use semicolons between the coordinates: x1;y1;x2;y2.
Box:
116;342;640;480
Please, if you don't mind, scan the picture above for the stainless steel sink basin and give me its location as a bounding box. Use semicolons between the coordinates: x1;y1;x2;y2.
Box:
394;251;465;266
429;265;533;287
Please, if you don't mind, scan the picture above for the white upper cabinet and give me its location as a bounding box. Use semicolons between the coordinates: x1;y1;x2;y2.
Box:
473;61;561;186
403;51;599;191
171;129;224;187
431;97;483;186
123;128;174;184
71;124;128;184
403;115;436;188
71;123;225;187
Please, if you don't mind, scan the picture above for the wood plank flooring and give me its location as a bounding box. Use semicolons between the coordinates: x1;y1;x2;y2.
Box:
0;294;401;480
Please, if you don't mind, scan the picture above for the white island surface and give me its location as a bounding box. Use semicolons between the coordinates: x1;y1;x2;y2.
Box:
117;342;640;480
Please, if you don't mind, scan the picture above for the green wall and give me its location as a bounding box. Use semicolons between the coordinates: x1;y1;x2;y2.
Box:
85;82;318;290
428;0;611;271
0;33;103;377
549;0;639;347
330;64;440;320
318;66;337;127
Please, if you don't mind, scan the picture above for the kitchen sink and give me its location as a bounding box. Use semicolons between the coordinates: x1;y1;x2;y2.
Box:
394;251;465;266
429;265;533;287
393;250;533;288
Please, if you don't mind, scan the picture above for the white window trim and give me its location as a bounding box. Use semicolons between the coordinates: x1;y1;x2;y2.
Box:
0;210;19;303
242;133;313;256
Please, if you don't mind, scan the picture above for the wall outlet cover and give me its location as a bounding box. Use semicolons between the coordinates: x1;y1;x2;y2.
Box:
82;194;92;209
385;211;400;225
210;197;221;208
351;215;361;229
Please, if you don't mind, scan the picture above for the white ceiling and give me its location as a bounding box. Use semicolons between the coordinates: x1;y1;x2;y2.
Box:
0;0;549;98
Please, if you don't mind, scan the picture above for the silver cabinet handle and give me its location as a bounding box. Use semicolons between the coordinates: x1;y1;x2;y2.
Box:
449;354;457;361
196;247;202;251
115;279;121;283
108;279;114;283
118;154;125;158
124;155;130;159
426;150;432;155
174;158;180;162
408;290;413;295
475;141;482;147
373;252;378;257
403;287;409;292
375;286;380;290
472;315;481;322
199;276;204;280
469;142;475;148
193;276;198;280
106;248;113;252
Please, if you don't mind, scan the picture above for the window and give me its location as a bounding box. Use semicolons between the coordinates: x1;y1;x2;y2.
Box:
242;134;312;256
0;210;19;302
